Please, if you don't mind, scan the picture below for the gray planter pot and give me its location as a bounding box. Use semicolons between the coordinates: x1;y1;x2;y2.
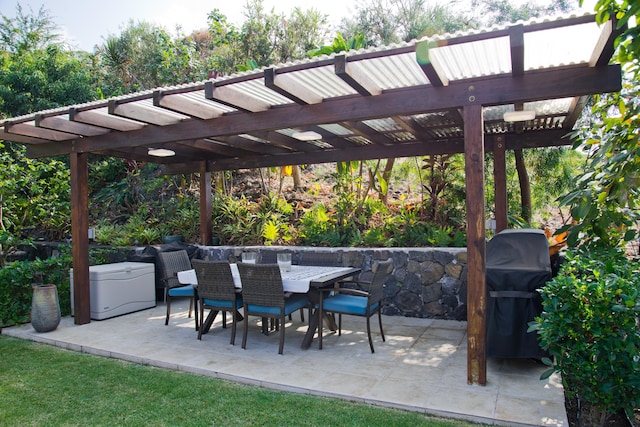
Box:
31;284;61;333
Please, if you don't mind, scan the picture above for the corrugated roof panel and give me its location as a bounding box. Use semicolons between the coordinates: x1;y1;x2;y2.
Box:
386;131;415;142
347;136;372;146
484;98;574;121
231;79;293;106
525;21;600;69
286;66;357;98
412;111;459;128
318;124;352;136
363;118;403;132
181;90;237;113
307;140;335;149
133;98;191;120
355;53;429;90
432;37;511;80
525;98;573;116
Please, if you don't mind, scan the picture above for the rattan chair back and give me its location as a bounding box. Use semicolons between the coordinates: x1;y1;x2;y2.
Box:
158;250;192;289
191;260;236;301
368;259;394;304
298;251;341;266
237;263;285;309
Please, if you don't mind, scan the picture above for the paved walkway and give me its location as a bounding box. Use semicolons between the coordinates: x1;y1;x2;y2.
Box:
4;300;567;426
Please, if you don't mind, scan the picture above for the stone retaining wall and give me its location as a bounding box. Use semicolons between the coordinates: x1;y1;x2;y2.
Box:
200;246;468;321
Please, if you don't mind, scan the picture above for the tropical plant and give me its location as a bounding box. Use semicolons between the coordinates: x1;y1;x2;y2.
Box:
558;0;639;251
0;143;71;240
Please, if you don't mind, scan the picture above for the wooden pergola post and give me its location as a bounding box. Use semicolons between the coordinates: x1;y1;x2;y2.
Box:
493;135;508;233
464;103;487;385
70;152;90;325
199;161;212;245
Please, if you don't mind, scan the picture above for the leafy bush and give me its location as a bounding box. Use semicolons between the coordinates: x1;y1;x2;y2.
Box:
0;252;73;327
531;248;640;422
0;143;71;240
0;245;131;327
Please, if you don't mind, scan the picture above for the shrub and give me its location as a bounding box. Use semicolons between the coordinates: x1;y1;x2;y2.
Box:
0;245;129;328
530;248;640;424
0;252;73;327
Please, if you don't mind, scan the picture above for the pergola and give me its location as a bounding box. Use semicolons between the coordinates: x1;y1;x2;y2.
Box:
1;13;621;385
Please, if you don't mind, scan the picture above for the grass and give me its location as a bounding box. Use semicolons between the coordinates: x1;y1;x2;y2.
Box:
0;336;482;426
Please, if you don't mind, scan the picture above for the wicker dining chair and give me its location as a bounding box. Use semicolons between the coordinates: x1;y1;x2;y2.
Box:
317;258;394;353
158;250;196;330
258;249;303;322
257;250;278;264
192;260;242;344
298;251;341;267
237;263;310;354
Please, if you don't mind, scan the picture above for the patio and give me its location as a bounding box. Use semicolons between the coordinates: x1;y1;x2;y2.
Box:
3;299;567;426
0;12;622;386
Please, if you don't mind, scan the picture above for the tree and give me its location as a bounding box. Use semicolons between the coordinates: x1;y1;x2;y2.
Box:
277;7;329;61
0;5;95;240
97;20;205;93
0;3;61;54
471;0;573;27
339;0;469;45
0;44;97;117
560;0;639;249
206;9;242;76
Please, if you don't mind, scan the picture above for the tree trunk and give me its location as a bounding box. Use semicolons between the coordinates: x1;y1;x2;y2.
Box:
381;158;395;204
292;166;302;189
514;149;532;223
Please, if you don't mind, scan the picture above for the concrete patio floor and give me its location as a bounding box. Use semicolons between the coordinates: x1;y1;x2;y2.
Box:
3;299;567;426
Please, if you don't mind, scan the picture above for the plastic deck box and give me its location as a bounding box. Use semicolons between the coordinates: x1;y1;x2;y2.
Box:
70;262;155;320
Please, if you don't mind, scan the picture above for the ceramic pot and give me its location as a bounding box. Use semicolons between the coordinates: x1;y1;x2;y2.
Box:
31;284;61;333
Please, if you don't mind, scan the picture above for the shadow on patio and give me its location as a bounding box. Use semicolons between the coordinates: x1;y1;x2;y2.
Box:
3;299;567;426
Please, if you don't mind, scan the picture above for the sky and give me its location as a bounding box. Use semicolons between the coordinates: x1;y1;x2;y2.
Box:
0;0;597;52
0;0;354;51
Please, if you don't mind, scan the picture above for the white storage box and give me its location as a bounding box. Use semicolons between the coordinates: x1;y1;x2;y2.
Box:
70;262;155;320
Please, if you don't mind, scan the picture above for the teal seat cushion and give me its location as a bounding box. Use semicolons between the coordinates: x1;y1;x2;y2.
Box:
322;294;377;316
247;294;309;316
202;297;243;310
168;285;194;297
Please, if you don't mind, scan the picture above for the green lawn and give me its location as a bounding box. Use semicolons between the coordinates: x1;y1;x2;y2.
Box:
0;336;482;426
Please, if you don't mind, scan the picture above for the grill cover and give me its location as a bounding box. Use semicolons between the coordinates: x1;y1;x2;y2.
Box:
486;229;551;358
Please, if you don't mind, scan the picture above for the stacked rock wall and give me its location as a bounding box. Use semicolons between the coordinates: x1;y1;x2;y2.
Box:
201;246;468;321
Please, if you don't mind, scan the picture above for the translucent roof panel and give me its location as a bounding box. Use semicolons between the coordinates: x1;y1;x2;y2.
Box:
181;90;237;113
317;123;352;136
524;21;600;69
351;53;429;90
284;66;358;98
363;118;403;132
430;37;512;80
483;98;574;121
231;79;293;106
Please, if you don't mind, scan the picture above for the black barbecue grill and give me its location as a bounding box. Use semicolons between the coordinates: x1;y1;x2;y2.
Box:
486;229;551;359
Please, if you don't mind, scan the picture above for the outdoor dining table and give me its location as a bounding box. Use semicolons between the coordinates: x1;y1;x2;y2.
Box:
178;264;360;348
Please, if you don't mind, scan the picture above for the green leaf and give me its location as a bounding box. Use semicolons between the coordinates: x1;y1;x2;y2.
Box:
539;368;556;380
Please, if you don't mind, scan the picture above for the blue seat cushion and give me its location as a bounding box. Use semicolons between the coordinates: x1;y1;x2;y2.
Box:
168;285;194;297
247;294;309;317
322;294;377;316
202;297;243;310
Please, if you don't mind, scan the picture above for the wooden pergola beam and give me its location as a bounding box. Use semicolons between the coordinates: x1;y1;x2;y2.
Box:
19;65;621;159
